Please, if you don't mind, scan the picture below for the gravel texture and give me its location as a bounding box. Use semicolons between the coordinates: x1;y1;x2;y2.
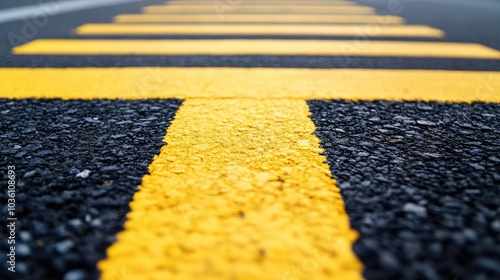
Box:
0;98;181;280
308;100;500;280
0;55;499;71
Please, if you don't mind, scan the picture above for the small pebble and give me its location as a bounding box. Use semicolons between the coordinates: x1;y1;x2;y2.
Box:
75;170;91;178
63;269;87;280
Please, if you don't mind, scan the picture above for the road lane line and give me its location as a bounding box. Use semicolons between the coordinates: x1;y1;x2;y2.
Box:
166;0;356;4
97;98;363;280
113;14;405;23
0;0;139;24
75;23;443;37
1;68;498;102
13;39;499;59
142;5;372;14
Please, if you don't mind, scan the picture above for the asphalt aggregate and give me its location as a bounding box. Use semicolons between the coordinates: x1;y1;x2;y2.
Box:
308;100;500;280
1;55;499;70
0;99;182;280
1;0;500;279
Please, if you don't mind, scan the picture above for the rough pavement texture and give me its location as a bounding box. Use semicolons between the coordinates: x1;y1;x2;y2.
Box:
308;100;500;280
0;99;182;280
1;55;499;70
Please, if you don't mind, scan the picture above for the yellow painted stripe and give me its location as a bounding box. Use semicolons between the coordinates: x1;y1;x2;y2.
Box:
114;14;405;24
167;0;354;2
1;68;498;103
143;5;372;14
98;98;363;280
167;0;355;4
13;39;499;59
75;23;444;38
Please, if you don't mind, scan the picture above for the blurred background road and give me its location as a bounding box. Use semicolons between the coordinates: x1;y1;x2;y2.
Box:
0;0;499;68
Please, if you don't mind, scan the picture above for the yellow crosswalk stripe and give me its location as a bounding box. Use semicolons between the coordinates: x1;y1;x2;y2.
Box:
13;39;499;59
142;5;372;14
97;98;363;280
75;23;444;38
1;68;498;102
113;14;404;24
166;0;356;5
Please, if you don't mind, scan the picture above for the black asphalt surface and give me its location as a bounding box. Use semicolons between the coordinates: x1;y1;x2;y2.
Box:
1;55;500;70
308;100;500;280
0;0;499;279
0;99;182;280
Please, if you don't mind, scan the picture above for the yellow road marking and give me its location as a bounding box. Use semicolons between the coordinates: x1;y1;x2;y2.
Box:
75;23;443;38
143;5;372;14
13;39;499;59
1;68;498;102
98;98;363;280
166;0;359;4
114;14;404;24
167;0;355;4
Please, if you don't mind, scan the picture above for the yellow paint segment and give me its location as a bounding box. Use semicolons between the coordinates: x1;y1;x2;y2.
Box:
166;0;355;4
143;5;372;14
98;99;363;280
114;14;404;24
1;68;498;103
167;0;355;4
13;39;499;59
75;23;444;38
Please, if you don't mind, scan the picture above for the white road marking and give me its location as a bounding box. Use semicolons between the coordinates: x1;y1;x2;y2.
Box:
0;0;140;24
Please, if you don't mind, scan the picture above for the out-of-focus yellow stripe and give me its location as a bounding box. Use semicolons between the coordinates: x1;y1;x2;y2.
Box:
98;98;363;280
142;5;372;14
13;39;499;59
166;0;355;4
1;68;498;103
113;14;405;24
75;23;444;38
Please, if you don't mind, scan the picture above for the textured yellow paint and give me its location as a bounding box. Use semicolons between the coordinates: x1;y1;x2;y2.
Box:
98;99;363;280
14;39;498;58
142;5;372;14
114;14;404;24
1;68;498;103
76;24;443;38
